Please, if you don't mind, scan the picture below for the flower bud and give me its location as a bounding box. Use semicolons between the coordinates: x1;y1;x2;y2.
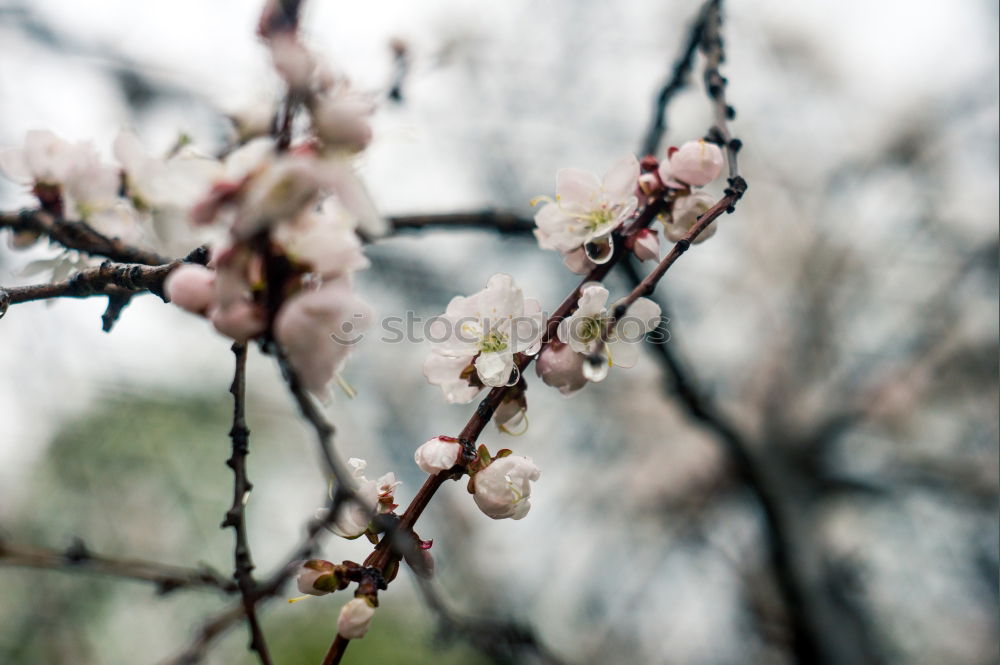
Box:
536;342;587;396
637;172;662;196
337;597;376;639
296;559;339;596
632;228;660;262
414;437;462;474
472;455;540;520
312;95;374;152
659;139;723;187
210;301;266;342
164;264;216;315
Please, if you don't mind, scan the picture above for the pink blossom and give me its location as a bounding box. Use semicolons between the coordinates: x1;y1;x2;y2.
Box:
535;342;588;396
632;228;660;262
659;139;724;187
274;278;372;400
164;264;216;315
210;300;266;342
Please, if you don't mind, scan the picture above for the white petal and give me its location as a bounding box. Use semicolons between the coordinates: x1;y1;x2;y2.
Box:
624;297;662;333
555;168;601;206
607;338;641;368
601;154;640;201
575;284;609;317
475;351;514;387
0;148;31;184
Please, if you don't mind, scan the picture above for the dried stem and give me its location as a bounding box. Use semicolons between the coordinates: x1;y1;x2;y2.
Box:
223;343;273;665
0;538;236;595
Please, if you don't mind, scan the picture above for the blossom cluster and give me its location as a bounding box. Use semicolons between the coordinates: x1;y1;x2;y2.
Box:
0;24;728;619
0;33;384;401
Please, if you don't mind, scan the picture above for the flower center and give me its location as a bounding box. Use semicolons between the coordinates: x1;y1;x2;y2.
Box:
478;329;509;353
577;316;604;342
581;206;615;232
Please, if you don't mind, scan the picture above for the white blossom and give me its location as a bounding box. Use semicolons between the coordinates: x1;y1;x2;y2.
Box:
666;191;718;243
425;273;543;392
556;284;661;377
318;458;399;539
533;155;639;260
311;84;375;153
271;198;369;278
414;437;463;474
0;130;120;223
472;455;541;520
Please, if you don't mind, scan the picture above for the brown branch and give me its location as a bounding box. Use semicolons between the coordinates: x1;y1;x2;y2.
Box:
0;259;179;329
223;343;273;665
334;185;748;662
0;209;170;265
389;211;534;235
700;0;743;183
0;538;236;595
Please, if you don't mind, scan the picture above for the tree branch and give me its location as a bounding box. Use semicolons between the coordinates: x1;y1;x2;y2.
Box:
0;209;170;265
389;211;534;235
0;537;236;595
0;259;180;331
223;343;273;665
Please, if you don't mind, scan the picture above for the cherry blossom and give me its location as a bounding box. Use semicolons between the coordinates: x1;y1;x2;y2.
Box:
631;228;661;262
658;139;724;188
472;454;541;520
532;155;639;264
666;191;718;244
0;130;120;225
271;198;369;278
310;83;375;153
424;273;544;393
317;458;399;539
414;437;463;474
556;284;661;380
535;341;588;396
274;278;372;400
337;598;376;639
164;264;216;315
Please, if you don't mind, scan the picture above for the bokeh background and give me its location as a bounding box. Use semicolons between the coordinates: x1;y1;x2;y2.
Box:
0;1;997;664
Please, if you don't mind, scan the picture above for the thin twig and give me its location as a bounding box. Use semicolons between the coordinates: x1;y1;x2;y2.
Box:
700;0;743;182
0;209;170;265
389;211;534;235
0;538;236;595
0;259;179;315
223;343;273;665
